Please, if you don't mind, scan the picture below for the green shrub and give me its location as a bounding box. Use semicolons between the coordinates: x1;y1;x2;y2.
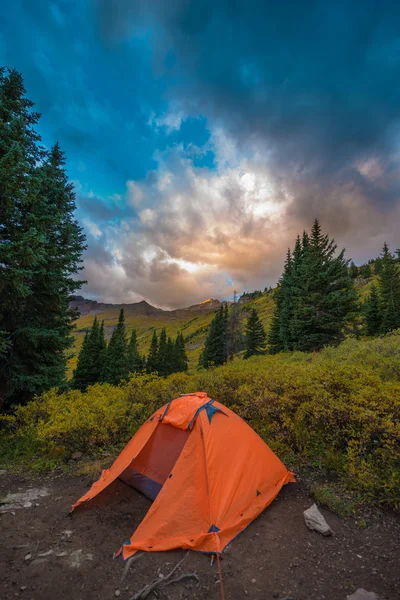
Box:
2;332;400;509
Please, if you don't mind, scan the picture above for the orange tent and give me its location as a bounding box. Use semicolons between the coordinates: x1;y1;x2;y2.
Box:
72;392;295;559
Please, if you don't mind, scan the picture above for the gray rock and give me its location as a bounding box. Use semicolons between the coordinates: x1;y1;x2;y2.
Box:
71;451;83;460
347;590;379;600
304;503;333;536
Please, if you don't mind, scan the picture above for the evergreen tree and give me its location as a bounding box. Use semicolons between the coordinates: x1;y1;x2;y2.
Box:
199;307;227;368
360;263;372;279
166;336;175;375
72;316;106;390
0;68;86;408
98;320;107;370
146;331;159;374
269;220;357;354
290;219;357;351
102;309;128;385
175;332;188;372
364;284;381;336
267;306;283;354
72;331;90;391
84;317;101;384
226;291;242;359
279;248;295;350
379;243;400;333
268;240;300;353
157;328;169;376
127;329;142;374
349;261;359;279
244;308;266;358
374;258;383;275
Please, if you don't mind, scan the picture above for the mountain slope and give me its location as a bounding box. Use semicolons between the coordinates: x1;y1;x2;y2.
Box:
68;277;373;377
67;294;275;376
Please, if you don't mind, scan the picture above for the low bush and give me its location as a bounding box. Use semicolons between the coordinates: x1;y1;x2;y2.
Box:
1;332;399;509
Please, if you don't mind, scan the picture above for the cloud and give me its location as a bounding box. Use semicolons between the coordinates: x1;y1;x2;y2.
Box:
148;109;184;134
80;134;295;307
94;0;400;223
4;1;400;308
80;124;400;308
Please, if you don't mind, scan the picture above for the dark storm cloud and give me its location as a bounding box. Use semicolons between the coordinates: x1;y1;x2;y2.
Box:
95;0;400;216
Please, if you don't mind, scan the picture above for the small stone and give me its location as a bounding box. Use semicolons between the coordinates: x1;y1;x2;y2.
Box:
20;587;27;591
71;451;83;460
37;550;53;558
61;530;73;541
22;502;32;508
11;511;16;516
115;590;120;597
347;590;378;600
24;554;32;561
55;552;67;558
251;578;256;584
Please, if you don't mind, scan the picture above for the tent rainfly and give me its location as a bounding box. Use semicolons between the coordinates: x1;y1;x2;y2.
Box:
72;392;295;559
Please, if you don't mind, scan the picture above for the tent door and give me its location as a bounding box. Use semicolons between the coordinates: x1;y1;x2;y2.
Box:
119;423;190;501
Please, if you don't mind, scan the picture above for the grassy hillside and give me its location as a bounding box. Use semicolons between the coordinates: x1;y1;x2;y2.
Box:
67;292;276;376
68;275;376;377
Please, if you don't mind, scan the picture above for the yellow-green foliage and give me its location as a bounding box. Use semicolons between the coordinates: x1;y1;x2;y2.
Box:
67;293;276;376
4;331;400;508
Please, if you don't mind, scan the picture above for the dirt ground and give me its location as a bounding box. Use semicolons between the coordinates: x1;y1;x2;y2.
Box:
0;470;399;600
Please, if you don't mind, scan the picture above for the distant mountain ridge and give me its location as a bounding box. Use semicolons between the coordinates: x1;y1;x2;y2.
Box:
70;295;224;317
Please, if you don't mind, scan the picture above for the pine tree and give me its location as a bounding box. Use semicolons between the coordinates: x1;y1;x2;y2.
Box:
290;219;357;351
360;263;372;279
364;284;381;336
127;329;142;374
268;242;300;354
102;309;128;385
199;307;227;368
270;220;357;354
72;331;90;391
379;243;400;333
146;331;159;374
175;332;188;372
267;306;283;354
279;248;295;350
374;258;383;275
0;68;86;408
72;317;106;390
157;328;169;376
244;308;266;358
98;320;107;371
349;261;359;279
226;291;242;359
166;336;175;375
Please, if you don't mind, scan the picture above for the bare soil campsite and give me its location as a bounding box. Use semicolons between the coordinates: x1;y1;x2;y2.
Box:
1;471;399;600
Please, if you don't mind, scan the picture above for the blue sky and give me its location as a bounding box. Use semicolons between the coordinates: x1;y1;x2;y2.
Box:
2;1;400;307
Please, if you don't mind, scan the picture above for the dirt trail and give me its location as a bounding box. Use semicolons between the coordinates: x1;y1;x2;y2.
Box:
0;471;399;600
